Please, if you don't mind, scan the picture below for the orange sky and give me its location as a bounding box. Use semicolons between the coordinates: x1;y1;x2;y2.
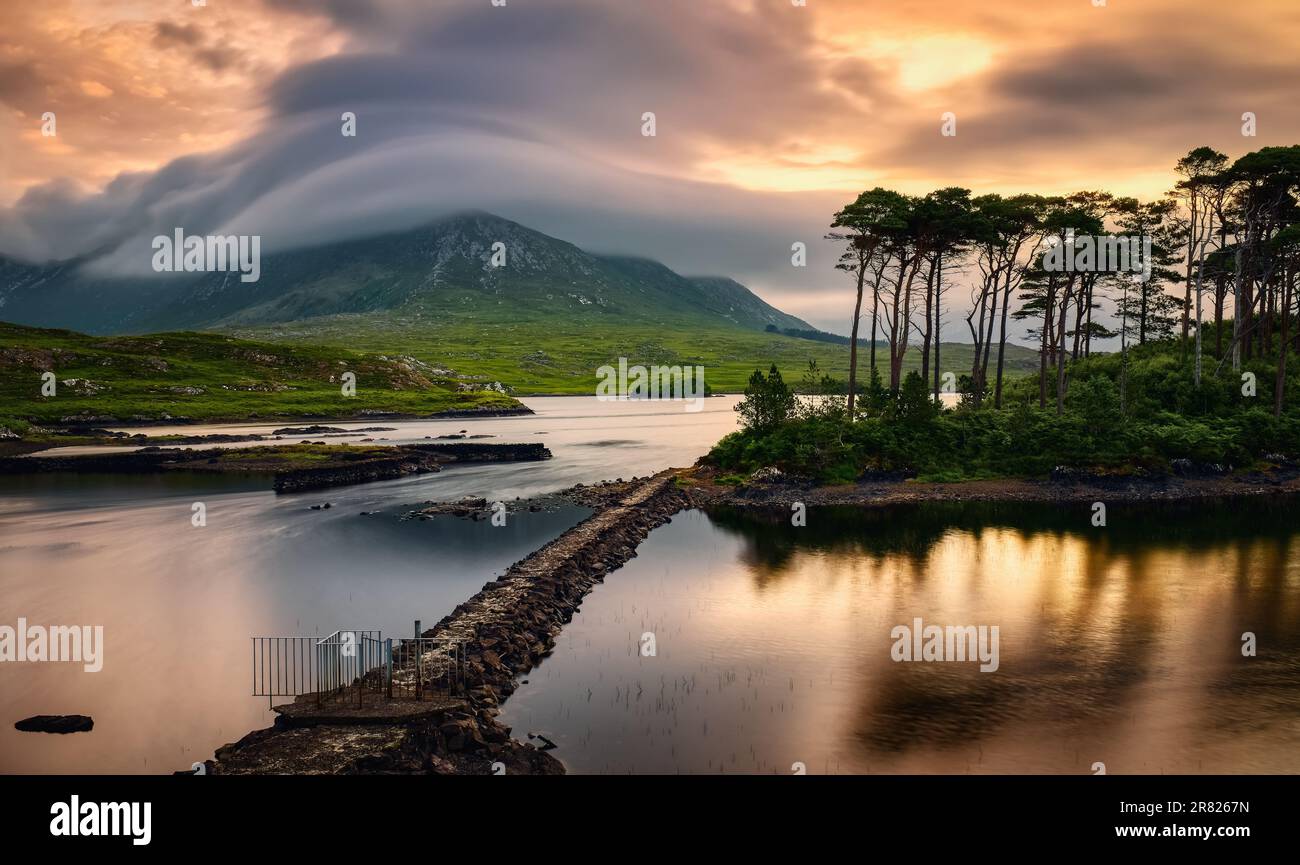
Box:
6;0;1299;206
2;0;1298;332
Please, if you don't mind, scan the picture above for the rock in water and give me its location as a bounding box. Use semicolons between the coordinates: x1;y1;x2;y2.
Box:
15;715;94;734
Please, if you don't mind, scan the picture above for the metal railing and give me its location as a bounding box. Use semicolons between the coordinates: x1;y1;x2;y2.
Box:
384;637;465;700
315;629;384;698
251;630;380;708
252;628;463;708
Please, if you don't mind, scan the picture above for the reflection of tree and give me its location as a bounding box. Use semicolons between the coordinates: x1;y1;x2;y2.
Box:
1202;531;1300;735
852;593;1162;759
705;497;1300;764
708;497;1300;575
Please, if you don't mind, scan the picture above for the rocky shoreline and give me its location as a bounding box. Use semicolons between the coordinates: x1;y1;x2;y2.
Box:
273;442;552;492
37;405;535;429
0;441;552;493
687;463;1300;510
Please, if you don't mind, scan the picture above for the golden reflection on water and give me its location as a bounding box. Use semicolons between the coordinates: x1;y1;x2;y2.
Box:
501;505;1300;774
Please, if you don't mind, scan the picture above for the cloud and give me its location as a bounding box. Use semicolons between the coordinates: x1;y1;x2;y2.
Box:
153;22;204;48
2;0;1298;339
1;2;864;285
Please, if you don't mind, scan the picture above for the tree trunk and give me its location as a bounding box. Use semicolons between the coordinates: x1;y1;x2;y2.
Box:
891;256;920;390
1039;276;1055;409
845;257;867;419
1193;211;1211;386
933;253;943;403
1275;266;1291;419
1182;201;1197;360
869;259;882;378
1055;277;1075;416
1084;278;1095;358
979;275;999;403
994;268;1013;409
921;258;935;388
1215;273;1226;359
968;270;993;408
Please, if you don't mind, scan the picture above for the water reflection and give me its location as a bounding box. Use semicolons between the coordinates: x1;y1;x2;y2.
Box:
499;501;1300;774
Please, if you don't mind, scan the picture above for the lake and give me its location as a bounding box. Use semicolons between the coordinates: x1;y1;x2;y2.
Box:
0;396;738;773
499;501;1300;774
5;395;1299;776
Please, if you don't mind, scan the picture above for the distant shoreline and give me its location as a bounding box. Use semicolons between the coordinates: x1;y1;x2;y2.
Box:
0;441;552;492
44;405;536;429
686;465;1300;509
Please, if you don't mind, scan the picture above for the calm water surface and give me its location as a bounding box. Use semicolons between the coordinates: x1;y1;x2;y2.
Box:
499;502;1300;774
0;397;739;773
6;394;1298;775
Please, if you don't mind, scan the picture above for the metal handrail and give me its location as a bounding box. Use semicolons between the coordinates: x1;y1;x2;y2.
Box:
251;630;380;708
252;628;461;708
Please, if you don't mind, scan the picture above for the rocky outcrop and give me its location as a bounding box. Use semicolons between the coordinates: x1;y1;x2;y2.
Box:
421;406;532;420
408;493;566;521
207;696;563;776
271;454;445;493
405;442;549;462
15;714;94;734
1;442;553;493
274;444;551;493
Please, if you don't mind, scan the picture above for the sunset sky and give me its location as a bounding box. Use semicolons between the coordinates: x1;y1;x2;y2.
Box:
2;0;1298;335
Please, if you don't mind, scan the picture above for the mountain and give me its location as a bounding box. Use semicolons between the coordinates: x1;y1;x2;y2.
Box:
0;212;812;336
0;212;1041;393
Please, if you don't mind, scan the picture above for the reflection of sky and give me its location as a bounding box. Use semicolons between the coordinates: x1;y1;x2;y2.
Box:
501;504;1300;774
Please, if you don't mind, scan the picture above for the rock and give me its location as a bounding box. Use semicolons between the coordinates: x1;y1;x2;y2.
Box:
273;425;349;436
15;714;94;734
213;724;426;774
438;718;487;752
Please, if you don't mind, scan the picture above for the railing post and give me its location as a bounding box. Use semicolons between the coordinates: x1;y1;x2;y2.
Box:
386;639;393;699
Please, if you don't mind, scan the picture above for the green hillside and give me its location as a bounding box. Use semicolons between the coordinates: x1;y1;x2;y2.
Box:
0;322;520;427
228;313;1041;394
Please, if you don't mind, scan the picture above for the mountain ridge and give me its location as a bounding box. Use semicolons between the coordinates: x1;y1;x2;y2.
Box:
0;212;814;336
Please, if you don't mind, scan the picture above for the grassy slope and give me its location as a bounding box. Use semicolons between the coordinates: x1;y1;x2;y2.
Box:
228;311;1042;394
0;322;520;426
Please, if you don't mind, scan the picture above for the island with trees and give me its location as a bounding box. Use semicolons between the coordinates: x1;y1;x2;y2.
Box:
709;145;1300;489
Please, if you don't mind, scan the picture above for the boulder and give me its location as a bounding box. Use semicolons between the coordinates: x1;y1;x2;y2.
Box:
15;714;94;734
